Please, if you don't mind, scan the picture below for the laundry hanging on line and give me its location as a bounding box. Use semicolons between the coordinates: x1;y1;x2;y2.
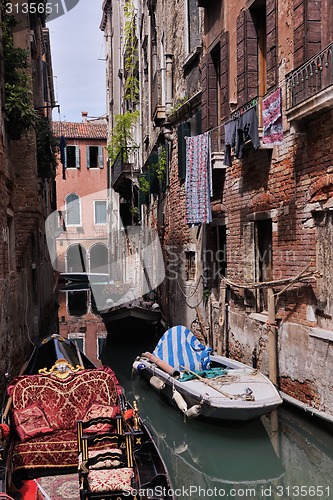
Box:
224;107;260;167
262;87;283;145
185;132;212;225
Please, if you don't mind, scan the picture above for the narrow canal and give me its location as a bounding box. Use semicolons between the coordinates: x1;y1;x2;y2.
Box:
102;322;333;500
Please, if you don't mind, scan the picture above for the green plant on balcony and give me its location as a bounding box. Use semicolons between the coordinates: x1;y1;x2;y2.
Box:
156;147;167;185
124;0;139;105
139;175;150;194
1;10;38;138
107;110;139;164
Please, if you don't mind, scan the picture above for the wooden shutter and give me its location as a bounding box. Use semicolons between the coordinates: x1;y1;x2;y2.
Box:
237;9;258;105
75;146;80;168
201;54;209;132
98;146;104;168
177;122;190;180
220;30;229;121
86;146;90;168
266;0;277;91
294;0;322;67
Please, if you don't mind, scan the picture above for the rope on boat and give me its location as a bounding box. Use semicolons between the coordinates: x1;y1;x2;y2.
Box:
180;366;255;401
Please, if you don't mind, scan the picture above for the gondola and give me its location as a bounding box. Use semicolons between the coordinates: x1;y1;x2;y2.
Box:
0;334;173;500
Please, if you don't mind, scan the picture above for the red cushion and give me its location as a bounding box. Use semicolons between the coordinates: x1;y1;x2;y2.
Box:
87;468;134;493
8;367;122;431
83;403;118;434
13;404;52;442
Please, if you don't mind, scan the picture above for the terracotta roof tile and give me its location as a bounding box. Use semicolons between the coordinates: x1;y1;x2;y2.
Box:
52;121;108;140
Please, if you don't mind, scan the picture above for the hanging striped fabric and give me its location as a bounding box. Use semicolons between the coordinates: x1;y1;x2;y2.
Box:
153;325;211;371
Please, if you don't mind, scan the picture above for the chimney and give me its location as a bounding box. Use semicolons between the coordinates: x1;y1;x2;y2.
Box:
81;111;88;123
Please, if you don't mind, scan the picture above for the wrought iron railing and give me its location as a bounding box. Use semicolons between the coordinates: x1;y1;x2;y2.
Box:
110;147;139;187
286;42;333;110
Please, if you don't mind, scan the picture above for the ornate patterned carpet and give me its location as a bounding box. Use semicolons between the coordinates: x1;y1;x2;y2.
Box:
36;474;79;500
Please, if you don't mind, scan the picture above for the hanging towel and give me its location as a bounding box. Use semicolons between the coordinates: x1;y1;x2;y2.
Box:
185;133;212;225
153;325;212;371
262;88;283;145
235;107;260;159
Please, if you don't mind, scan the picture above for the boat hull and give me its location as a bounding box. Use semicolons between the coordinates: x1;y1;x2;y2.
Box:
133;354;283;422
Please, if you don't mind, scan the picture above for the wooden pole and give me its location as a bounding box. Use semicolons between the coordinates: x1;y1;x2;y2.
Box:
195;305;207;344
217;282;226;355
267;288;278;386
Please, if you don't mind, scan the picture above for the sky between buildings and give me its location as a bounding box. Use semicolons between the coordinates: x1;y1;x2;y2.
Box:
48;0;106;123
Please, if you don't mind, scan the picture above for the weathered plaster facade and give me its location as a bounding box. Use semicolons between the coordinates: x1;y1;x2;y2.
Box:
0;8;56;390
52;117;108;366
102;0;333;417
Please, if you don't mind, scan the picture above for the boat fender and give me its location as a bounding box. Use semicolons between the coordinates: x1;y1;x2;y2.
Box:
142;352;180;377
150;375;166;390
172;389;188;413
133;360;147;372
185;404;202;419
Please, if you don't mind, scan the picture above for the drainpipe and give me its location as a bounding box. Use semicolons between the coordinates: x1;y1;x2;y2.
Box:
165;54;173;118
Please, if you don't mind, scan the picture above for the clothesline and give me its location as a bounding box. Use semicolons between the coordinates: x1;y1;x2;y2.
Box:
206;81;287;137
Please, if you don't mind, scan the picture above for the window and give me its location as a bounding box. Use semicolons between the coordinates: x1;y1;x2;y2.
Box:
66;194;81;226
94;200;107;224
185;251;196;281
97;333;107;360
184;0;201;56
206;225;227;288
90;244;108;274
87;146;104;168
255;219;272;312
251;1;267;99
65;145;80;168
67;291;88;316
68;333;85;353
67;244;87;273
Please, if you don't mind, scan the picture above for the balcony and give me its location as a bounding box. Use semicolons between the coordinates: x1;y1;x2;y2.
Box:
111;147;139;199
151;72;166;125
286;42;333;122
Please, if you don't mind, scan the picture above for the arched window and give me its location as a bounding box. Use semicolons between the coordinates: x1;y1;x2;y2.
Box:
90;244;108;274
66;194;81;226
67;244;87;273
66;244;88;316
90;244;109;313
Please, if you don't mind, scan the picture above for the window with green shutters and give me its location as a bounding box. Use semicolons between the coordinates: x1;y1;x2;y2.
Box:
65;145;80;168
87;145;104;168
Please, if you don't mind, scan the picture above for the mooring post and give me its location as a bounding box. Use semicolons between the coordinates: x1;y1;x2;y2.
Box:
267;288;277;386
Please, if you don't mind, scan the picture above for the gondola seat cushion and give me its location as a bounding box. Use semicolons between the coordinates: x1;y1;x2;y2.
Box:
7;366;122;478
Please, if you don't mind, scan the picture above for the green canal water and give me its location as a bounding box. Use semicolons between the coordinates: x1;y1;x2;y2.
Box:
103;332;333;500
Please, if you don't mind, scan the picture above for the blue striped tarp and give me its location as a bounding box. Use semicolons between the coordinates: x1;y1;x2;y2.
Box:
153;325;212;371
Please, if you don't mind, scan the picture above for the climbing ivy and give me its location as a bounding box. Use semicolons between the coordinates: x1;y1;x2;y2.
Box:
1;8;38;138
107;110;139;164
123;1;139;104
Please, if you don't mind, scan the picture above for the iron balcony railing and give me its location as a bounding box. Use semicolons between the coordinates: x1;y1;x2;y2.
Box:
110;147;139;188
286;42;333;110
